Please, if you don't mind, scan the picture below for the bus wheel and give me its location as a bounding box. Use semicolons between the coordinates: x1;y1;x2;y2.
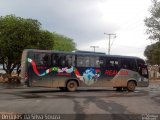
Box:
66;80;77;92
127;81;136;92
59;87;66;91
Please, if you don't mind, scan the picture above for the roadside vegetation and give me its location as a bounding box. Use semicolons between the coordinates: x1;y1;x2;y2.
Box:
0;15;76;83
144;0;160;65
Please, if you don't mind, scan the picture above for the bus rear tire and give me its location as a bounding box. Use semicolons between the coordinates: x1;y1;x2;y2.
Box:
66;80;77;92
127;81;136;92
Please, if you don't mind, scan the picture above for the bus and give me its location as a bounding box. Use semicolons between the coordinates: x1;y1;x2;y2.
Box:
21;49;149;92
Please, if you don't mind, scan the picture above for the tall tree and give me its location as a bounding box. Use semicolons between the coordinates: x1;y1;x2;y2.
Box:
144;0;160;64
144;42;160;64
145;0;160;41
52;32;76;52
0;15;54;75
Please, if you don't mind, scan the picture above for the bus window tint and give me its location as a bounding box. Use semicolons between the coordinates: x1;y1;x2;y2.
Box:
33;53;51;66
77;56;102;67
121;58;137;71
52;54;65;67
99;59;105;67
52;54;75;67
65;55;75;67
137;59;148;76
77;56;89;67
106;58;121;69
90;56;101;68
42;54;51;66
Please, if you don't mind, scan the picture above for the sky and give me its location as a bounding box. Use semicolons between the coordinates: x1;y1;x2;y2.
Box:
0;0;152;59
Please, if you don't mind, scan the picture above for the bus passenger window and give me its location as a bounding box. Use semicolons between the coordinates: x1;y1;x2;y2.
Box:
77;56;90;67
85;59;90;67
42;54;51;66
59;56;66;67
95;59;100;67
138;63;145;75
90;56;101;68
137;59;148;76
99;60;104;66
106;58;121;70
34;53;51;66
121;58;137;71
77;56;102;68
77;56;84;67
52;54;66;67
65;55;75;67
52;54;58;66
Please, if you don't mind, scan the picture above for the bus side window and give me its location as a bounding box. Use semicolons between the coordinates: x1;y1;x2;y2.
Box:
90;56;99;67
52;54;58;66
34;53;51;66
137;59;147;76
114;60;121;69
99;59;105;67
84;57;90;67
56;54;66;67
106;58;121;69
65;55;75;67
60;56;66;67
77;56;90;67
77;56;84;67
95;57;101;68
28;52;34;60
109;60;114;68
42;54;51;66
121;58;137;71
77;56;102;68
52;54;66;67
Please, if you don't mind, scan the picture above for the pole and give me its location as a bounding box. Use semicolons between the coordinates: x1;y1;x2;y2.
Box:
108;35;111;55
90;46;99;52
104;33;116;55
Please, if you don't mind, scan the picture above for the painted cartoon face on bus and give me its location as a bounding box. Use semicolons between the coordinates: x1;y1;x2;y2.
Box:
83;68;100;81
82;68;101;85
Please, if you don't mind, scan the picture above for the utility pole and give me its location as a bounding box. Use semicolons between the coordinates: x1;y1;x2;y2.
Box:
90;46;99;52
104;33;116;55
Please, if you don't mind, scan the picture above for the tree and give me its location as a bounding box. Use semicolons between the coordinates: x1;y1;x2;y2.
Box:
0;15;54;75
52;32;76;52
144;0;160;64
144;42;160;65
145;0;160;41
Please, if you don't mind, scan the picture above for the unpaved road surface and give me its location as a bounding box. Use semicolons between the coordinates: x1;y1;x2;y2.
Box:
0;81;160;120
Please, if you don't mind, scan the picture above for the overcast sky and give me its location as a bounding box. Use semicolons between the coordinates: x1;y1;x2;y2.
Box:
0;0;152;58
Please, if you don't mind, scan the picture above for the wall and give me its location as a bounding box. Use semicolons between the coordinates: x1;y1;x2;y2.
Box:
148;65;160;80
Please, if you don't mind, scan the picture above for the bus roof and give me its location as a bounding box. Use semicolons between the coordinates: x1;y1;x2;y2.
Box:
23;49;143;60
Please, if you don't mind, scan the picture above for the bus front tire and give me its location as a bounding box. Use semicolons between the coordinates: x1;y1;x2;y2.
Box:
66;80;78;92
127;81;136;92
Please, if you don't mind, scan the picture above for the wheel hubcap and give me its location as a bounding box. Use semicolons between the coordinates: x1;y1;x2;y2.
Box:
129;82;135;90
70;83;74;88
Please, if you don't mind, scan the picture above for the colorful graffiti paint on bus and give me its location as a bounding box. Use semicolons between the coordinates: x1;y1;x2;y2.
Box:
27;58;74;76
82;68;101;85
27;58;101;85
